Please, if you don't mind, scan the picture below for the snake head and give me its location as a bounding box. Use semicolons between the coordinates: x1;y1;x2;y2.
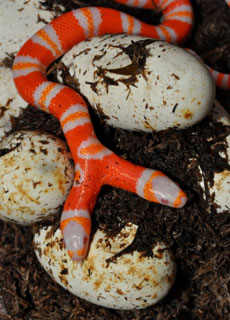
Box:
136;169;187;208
60;209;91;261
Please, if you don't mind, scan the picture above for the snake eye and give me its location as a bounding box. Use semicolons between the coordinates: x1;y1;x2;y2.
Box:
83;236;88;245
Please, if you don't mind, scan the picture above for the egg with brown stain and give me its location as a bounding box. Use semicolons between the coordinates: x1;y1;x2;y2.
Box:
34;222;176;310
189;100;230;213
57;34;215;132
0;130;74;224
204;102;230;213
0;0;58;141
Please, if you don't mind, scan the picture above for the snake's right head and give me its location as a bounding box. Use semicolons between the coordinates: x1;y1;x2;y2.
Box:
136;169;187;208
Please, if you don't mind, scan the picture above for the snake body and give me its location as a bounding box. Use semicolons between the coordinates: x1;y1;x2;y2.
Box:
13;0;229;261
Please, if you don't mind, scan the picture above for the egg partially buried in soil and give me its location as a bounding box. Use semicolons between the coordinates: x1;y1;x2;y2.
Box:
188;100;230;213
57;34;215;132
34;222;176;310
0;0;57;141
205;102;230;213
0;130;74;224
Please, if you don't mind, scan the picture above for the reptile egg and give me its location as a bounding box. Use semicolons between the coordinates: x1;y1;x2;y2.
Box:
0;130;74;224
210;100;230;126
0;0;56;141
34;222;176;310
208;129;230;213
58;34;215;132
192;101;230;213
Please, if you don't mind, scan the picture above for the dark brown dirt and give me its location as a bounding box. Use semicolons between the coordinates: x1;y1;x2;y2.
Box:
0;0;230;319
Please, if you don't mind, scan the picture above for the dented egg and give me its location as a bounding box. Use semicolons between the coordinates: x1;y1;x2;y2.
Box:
0;130;74;224
58;34;215;132
34;222;176;310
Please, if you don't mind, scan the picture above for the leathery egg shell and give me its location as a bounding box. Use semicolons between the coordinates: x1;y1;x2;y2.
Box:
208;103;230;213
0;130;74;224
58;34;215;132
192;100;230;213
0;0;57;141
34;222;176;310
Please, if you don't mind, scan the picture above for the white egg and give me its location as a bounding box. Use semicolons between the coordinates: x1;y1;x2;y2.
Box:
0;130;74;224
208;130;230;213
0;0;55;62
193;100;230;213
58;34;215;132
210;100;230;126
34;222;176;310
0;0;60;141
209;168;230;213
